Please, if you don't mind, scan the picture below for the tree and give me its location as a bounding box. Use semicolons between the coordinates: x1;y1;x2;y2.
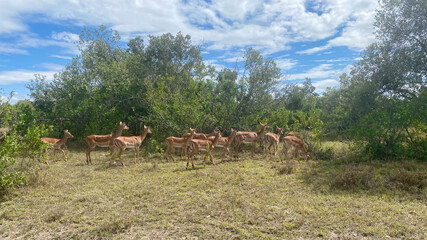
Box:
346;0;427;159
236;48;281;129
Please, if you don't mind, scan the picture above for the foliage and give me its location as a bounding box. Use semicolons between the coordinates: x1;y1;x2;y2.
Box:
23;0;426;161
0;130;26;192
1;95;52;193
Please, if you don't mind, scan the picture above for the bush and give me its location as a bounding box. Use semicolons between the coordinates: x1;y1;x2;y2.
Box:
0;123;52;195
0;131;27;193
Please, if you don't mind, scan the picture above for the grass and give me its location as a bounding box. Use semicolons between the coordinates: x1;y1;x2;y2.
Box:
0;145;426;239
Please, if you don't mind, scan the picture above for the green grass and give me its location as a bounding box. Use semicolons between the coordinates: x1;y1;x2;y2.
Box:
1;146;426;239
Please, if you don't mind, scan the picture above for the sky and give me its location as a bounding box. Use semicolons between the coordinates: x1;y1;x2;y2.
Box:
0;0;379;103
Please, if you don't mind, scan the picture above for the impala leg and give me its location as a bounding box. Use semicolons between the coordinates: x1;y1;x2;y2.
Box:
180;145;186;158
186;149;193;169
274;142;278;157
170;147;176;162
192;146;198;169
53;148;57;162
186;155;190;169
234;142;241;160
60;148;67;161
268;142;274;155
110;147;118;164
251;142;256;157
281;144;289;162
86;147;93;165
165;146;169;161
117;147;126;166
136;147;140;164
209;151;215;165
192;154;195;169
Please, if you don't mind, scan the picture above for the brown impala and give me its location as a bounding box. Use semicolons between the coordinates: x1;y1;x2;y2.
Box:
187;130;221;169
208;128;237;160
234;123;268;160
264;126;283;156
41;130;74;164
111;125;152;166
165;128;196;161
280;135;310;162
85;121;129;165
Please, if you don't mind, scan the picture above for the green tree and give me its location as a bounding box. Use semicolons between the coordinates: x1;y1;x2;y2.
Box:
345;0;427;159
236;48;281;129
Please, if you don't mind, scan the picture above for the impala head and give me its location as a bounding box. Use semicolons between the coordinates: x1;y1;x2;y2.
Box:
64;130;74;138
259;122;268;129
189;128;196;134
144;125;152;134
213;129;222;140
120;121;129;130
277;126;283;135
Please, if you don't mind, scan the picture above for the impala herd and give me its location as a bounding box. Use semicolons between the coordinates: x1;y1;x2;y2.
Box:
41;122;310;168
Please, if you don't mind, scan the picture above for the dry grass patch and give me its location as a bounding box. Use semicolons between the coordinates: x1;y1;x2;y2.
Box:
0;148;426;239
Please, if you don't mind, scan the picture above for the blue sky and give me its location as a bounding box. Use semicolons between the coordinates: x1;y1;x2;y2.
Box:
0;0;378;103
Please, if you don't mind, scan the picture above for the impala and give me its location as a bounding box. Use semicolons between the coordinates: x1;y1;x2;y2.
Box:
286;131;303;138
165;128;196;161
41;130;74;163
234;123;268;160
110;125;152;166
187;130;221;169
182;128;218;139
280;135;310;162
264;127;283;156
85;121;129;165
208;128;237;159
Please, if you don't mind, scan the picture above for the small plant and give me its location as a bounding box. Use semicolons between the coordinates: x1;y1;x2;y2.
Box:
329;164;375;191
275;161;295;175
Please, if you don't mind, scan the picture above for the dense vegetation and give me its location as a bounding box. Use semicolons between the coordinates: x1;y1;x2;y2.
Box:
0;1;425;238
0;0;425;204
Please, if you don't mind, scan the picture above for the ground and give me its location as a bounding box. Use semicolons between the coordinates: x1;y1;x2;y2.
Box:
0;146;426;239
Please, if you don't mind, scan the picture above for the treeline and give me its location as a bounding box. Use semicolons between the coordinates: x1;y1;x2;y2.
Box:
2;0;426;160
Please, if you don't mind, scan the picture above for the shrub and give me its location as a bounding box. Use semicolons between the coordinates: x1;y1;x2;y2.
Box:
0;131;27;193
0;123;52;195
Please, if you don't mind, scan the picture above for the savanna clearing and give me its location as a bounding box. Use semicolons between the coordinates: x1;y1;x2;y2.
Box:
1;145;426;239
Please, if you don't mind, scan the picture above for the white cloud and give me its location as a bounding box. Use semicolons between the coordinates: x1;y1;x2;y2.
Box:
223;56;244;63
52;32;80;43
0;70;56;85
298;0;378;54
286;64;339;80
0;0;378;55
315;57;351;63
0;42;28;55
0;92;30;104
50;55;73;60
35;63;65;71
313;78;340;92
275;58;298;71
